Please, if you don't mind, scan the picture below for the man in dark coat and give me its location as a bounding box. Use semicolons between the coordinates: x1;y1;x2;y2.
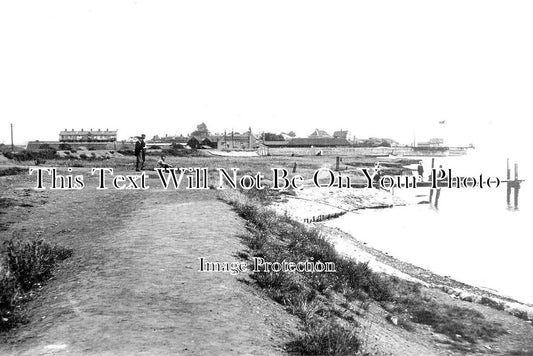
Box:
417;161;424;180
135;134;146;171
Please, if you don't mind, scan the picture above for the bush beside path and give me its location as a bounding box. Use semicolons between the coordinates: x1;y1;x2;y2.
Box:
0;174;297;355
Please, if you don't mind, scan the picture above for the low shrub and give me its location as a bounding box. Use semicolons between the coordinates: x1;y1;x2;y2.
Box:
408;302;506;343
0;167;26;177
3;239;72;291
0;274;19;330
480;297;505;311
4;149;57;161
289;318;362;355
0;239;72;331
165;148;198;156
118;149;134;156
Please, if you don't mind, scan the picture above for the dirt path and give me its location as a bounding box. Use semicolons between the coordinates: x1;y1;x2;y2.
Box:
0;178;297;355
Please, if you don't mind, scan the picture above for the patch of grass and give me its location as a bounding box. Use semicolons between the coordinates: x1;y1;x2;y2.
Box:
0;167;26;177
387;280;508;343
1;238;72;331
228;190;392;303
480;296;505;311
222;189;381;353
512;309;531;322
0;274;20;330
4;149;57;162
288;317;362;355
164;147;201;157
421;304;506;343
4;239;72;291
0;198;17;209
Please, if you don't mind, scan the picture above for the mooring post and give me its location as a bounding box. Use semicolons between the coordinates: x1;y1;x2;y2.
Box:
506;158;511;205
514;163;519;208
10;123;14;153
335;156;340;171
292;162;297;173
429;158;435;204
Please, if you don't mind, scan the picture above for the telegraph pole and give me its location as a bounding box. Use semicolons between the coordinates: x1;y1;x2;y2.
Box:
10;123;14;153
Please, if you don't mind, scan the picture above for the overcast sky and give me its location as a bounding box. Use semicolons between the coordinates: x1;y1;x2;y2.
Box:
1;1;532;147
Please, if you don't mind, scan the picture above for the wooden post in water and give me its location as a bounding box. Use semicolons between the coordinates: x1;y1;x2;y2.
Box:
505;160;522;209
514;163;519;208
292;162;297;173
506;158;511;205
429;158;435;204
335;156;340;171
435;187;441;207
10;123;14;153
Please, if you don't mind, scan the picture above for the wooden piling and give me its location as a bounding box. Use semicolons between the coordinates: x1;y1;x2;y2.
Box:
514;163;519;208
429;158;435;204
292;162;297;173
335;157;340;171
506;158;511;205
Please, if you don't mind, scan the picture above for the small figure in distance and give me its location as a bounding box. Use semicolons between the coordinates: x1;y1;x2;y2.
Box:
134;134;146;171
373;161;382;189
417;160;424;180
157;155;172;171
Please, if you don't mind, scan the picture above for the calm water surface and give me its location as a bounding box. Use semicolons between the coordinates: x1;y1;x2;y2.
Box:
327;147;533;305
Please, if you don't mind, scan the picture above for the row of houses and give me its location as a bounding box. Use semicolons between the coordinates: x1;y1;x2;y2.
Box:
152;129;257;150
49;128;398;150
151;128;355;149
59;128;118;142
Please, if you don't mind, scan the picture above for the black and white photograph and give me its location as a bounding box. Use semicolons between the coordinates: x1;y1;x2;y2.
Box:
0;1;532;355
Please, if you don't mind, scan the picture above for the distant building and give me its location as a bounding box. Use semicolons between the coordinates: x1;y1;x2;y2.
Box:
288;137;351;147
152;134;189;144
332;130;349;140
354;137;398;147
280;133;293;140
187;136;217;149
308;129;331;138
262;140;289;147
216;128;257;150
187;137;202;149
417;138;444;148
59;128;117;142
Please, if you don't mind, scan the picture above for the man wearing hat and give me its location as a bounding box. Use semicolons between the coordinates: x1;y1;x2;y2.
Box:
135;134;146;171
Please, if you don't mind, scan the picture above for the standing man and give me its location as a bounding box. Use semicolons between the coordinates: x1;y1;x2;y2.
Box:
135;134;146;171
417;161;424;180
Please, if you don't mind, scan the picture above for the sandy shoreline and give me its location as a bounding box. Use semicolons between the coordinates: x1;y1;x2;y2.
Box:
272;186;407;221
272;186;533;321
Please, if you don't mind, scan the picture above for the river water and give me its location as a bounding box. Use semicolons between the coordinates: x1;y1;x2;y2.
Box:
326;146;533;305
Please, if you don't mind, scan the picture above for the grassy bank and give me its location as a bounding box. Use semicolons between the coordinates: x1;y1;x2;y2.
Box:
0;238;72;331
221;189;508;354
